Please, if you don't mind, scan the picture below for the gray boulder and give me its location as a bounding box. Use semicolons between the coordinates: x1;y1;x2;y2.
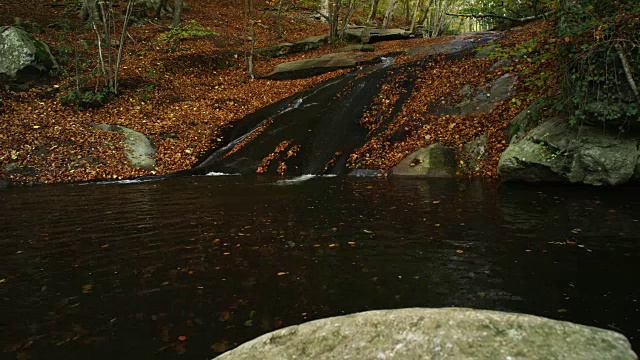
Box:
438;74;517;116
340;44;375;52
506;98;545;143
261;52;380;80
256;35;328;58
392;143;459;177
93;124;156;170
343;27;413;44
498;118;640;186
215;308;637;360
0;26;57;83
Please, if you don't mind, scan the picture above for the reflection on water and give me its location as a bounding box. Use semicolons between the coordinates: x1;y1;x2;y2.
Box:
1;177;639;359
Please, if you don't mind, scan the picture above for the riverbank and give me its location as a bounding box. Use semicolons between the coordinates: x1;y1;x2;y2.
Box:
0;0;450;185
1;0;558;185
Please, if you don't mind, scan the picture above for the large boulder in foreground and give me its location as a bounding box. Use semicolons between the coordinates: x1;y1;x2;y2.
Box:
93;124;156;170
0;26;57;83
498;118;640;186
260;52;380;80
215;308;637;360
392;143;459;177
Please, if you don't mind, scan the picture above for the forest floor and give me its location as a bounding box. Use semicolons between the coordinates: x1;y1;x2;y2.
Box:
0;0;557;184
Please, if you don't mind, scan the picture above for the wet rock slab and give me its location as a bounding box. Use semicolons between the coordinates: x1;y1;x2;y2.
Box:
260;52;380;80
215;308;637;360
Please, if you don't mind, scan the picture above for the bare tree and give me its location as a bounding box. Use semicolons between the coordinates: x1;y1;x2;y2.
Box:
85;0;134;94
320;0;329;23
243;0;256;78
382;0;397;29
409;0;421;32
367;0;380;23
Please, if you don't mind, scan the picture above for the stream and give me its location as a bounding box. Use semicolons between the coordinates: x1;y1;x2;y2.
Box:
2;176;640;359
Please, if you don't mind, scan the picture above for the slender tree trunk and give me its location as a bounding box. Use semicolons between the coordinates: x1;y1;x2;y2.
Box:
243;0;255;78
382;0;397;29
339;0;358;40
409;0;421;32
320;0;329;23
276;0;285;38
328;0;340;42
367;0;380;23
404;0;410;24
172;0;183;28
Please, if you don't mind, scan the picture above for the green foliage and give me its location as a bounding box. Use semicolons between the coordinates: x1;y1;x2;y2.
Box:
486;38;540;60
460;0;555;28
59;88;114;109
558;0;640;126
159;20;216;51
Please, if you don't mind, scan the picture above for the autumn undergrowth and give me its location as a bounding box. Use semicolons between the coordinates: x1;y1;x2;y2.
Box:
557;0;640;129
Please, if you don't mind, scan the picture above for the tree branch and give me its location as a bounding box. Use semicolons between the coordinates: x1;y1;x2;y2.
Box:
445;10;555;23
615;43;640;105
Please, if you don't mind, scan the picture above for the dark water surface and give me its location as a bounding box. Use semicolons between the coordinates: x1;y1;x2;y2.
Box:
2;176;640;359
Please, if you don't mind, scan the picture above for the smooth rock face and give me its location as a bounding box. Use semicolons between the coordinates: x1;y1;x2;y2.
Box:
261;52;379;80
392;143;458;177
215;308;637;360
0;26;57;83
437;74;516;116
93;124;156;170
256;35;328;58
343;27;412;44
506;99;545;143
498;118;640;185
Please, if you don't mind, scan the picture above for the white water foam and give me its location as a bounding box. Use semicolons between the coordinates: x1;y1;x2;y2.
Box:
274;174;337;185
85;178;160;185
205;172;240;176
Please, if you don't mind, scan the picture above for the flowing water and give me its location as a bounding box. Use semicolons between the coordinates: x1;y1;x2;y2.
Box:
2;176;640;359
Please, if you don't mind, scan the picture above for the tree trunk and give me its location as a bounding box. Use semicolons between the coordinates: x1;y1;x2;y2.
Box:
172;0;184;28
367;0;380;23
382;0;397;29
155;0;168;18
243;0;255;78
328;0;340;42
276;0;285;38
320;0;329;23
409;0;421;32
79;0;101;23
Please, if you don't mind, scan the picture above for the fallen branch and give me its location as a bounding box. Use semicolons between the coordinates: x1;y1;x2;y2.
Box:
615;43;640;105
445;10;555;23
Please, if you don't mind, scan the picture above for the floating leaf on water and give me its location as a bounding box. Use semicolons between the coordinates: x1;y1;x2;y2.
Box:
82;284;93;293
276;272;287;276
456;250;464;254
557;309;568;313
177;335;187;341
